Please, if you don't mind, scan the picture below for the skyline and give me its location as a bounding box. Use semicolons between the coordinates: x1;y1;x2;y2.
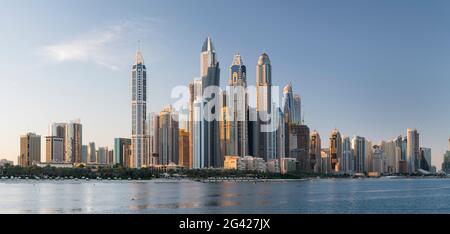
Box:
1;0;450;169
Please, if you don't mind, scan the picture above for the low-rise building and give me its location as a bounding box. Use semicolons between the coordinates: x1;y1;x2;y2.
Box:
281;158;297;174
224;156;241;170
0;159;13;167
267;159;281;174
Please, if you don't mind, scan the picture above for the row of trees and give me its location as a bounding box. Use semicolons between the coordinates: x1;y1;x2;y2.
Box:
0;164;332;180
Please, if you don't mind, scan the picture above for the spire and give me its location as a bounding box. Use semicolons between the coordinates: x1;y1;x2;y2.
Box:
232;53;243;66
134;50;144;65
201;37;214;52
133;40;144;65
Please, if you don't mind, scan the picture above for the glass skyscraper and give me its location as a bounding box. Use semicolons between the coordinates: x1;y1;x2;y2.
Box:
131;50;148;168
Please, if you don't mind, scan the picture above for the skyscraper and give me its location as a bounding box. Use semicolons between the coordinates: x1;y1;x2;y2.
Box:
310;130;322;173
193;37;221;168
282;83;300;125
419;147;431;171
256;53;276;161
227;53;249;157
114;138;131;166
406;128;419;174
159;105;179;165
329;129;342;172
148;113;160;166
81;145;88;163
179;129;189;167
131;50;148;168
342;136;353;174
46;136;64;163
88;142;96;163
65;120;82;163
52;123;67;160
352;136;366;173
19;133;41;166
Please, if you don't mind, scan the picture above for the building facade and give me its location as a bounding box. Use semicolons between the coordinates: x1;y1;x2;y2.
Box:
131;50;148;168
20;133;41;166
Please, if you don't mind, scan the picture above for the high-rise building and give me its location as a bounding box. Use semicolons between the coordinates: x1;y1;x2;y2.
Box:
65;120;82;163
381;140;401;174
114;138;131;166
159;105;179;165
188;81;195;169
329;129;342;172
365;139;373;173
247;107;259;157
372;145;385;175
147;113;160;166
179;129;189;167
19;133;41;166
88;142;96;163
275;107;286;160
193;98;207;169
419;147;431;171
352;136;366;173
442;150;450;174
287;124;310;171
321;148;331;174
97;147;108;165
406;128;419;174
219;91;233;158
342;136;353;174
81;145;88;163
309;130;322;173
52;123;67;160
45;136;64;163
131;50;148;168
227;53;249;157
282;83;301;125
192;37;221;168
256;53;276;161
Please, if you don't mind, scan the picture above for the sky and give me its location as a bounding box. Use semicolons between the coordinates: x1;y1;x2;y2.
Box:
0;0;449;168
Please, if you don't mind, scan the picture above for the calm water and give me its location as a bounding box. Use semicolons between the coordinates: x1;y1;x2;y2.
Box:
1;178;450;214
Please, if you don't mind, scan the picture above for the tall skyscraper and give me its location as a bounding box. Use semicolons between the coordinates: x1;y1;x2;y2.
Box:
352;136;366;173
256;53;276;161
19;133;41;166
342;136;353;174
406;128;419;174
187;82;195;169
114;138;131;166
193;37;221;168
46;136;64;163
329;129;342;172
227;53;249;157
282;83;301;125
131;50;148;168
65;120;82;163
159;105;179;165
310;130;322;173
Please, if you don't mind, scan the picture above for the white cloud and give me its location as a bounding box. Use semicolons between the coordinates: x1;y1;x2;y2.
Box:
40;20;150;71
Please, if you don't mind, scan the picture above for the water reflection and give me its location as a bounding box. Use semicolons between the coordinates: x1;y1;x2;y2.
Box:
2;179;450;213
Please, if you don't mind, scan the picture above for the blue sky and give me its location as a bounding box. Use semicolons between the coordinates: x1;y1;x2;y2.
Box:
0;0;449;168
